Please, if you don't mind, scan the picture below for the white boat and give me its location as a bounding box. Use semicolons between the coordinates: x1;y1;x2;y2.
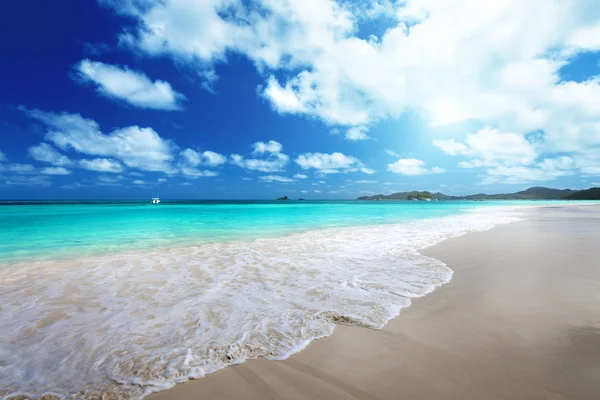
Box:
151;197;160;204
424;198;431;201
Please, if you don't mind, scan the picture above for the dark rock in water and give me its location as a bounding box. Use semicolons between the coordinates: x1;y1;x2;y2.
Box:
276;196;289;201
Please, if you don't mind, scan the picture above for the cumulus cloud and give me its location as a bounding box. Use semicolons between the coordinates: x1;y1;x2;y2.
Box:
25;109;177;174
387;158;445;176
344;126;370;141
432;139;470;157
180;148;227;167
293;174;308;179
4;175;51;186
28;143;72;166
179;166;218;178
252;140;283;155
0;163;35;174
101;0;600;178
231;140;289;172
75;59;185;110
102;1;600;125
295;152;375;174
41;167;71;175
0;149;6;162
79;158;124;173
433;127;585;183
259;175;296;183
384;150;400;158
97;175;124;186
482;163;575;184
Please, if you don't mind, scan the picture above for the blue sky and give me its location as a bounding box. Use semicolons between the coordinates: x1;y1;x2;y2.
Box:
1;0;599;200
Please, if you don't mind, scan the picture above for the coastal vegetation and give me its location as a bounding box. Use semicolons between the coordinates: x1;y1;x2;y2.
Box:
564;187;600;200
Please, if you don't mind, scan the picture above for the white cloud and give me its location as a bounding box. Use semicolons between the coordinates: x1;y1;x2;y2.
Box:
345;126;370;141
4;175;50;186
435;128;586;183
387;158;445;176
180;166;218;178
482;161;575;184
180;148;227;167
103;0;600;176
354;180;377;184
0;149;6;162
28;143;72;166
0;163;35;174
231;140;289;172
314;190;322;193
435;129;537;167
177;149;220;178
79;158;124;173
26;109;177;174
41;167;71;175
61;182;86;190
464;128;537;166
259;175;296;183
132;179;146;185
432;139;470;156
252;140;283;155
385;150;400;157
295;152;374;174
97;175;124;186
157;178;167;183
294;174;308;179
75;59;185;110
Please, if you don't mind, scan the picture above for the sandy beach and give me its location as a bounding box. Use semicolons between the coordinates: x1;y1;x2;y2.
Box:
149;205;600;400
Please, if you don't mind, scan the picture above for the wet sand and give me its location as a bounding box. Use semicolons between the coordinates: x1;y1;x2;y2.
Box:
149;205;600;400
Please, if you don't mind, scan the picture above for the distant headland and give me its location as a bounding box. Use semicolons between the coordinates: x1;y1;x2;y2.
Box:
356;187;600;201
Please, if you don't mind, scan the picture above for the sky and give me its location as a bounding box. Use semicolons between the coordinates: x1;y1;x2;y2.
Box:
1;0;600;200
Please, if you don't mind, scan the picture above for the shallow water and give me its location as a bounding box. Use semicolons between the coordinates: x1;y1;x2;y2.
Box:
0;200;579;263
0;201;589;399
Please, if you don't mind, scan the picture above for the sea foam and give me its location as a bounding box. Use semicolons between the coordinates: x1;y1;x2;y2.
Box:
0;207;521;399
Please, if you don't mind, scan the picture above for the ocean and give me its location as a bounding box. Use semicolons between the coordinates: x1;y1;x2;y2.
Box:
0;200;590;399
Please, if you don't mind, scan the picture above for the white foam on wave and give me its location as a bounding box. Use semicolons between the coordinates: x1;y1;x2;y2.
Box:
0;207;522;399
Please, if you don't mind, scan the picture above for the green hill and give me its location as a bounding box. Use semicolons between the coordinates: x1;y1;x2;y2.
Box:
463;187;578;200
357;187;582;201
357;191;452;200
564;188;600;200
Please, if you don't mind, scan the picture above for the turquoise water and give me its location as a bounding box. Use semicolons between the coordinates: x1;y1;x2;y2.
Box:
2;200;596;399
0;200;589;263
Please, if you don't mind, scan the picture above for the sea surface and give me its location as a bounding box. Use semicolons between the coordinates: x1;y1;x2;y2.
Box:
0;200;592;399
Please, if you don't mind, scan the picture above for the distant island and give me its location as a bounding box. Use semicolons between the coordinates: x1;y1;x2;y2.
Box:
276;196;289;201
357;187;600;201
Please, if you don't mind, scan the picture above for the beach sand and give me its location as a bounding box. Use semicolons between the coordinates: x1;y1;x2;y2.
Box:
149;205;600;400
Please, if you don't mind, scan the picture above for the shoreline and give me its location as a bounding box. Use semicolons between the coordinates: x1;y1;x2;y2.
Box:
148;204;600;400
4;201;597;266
4;201;559;267
2;203;523;399
2;204;598;399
